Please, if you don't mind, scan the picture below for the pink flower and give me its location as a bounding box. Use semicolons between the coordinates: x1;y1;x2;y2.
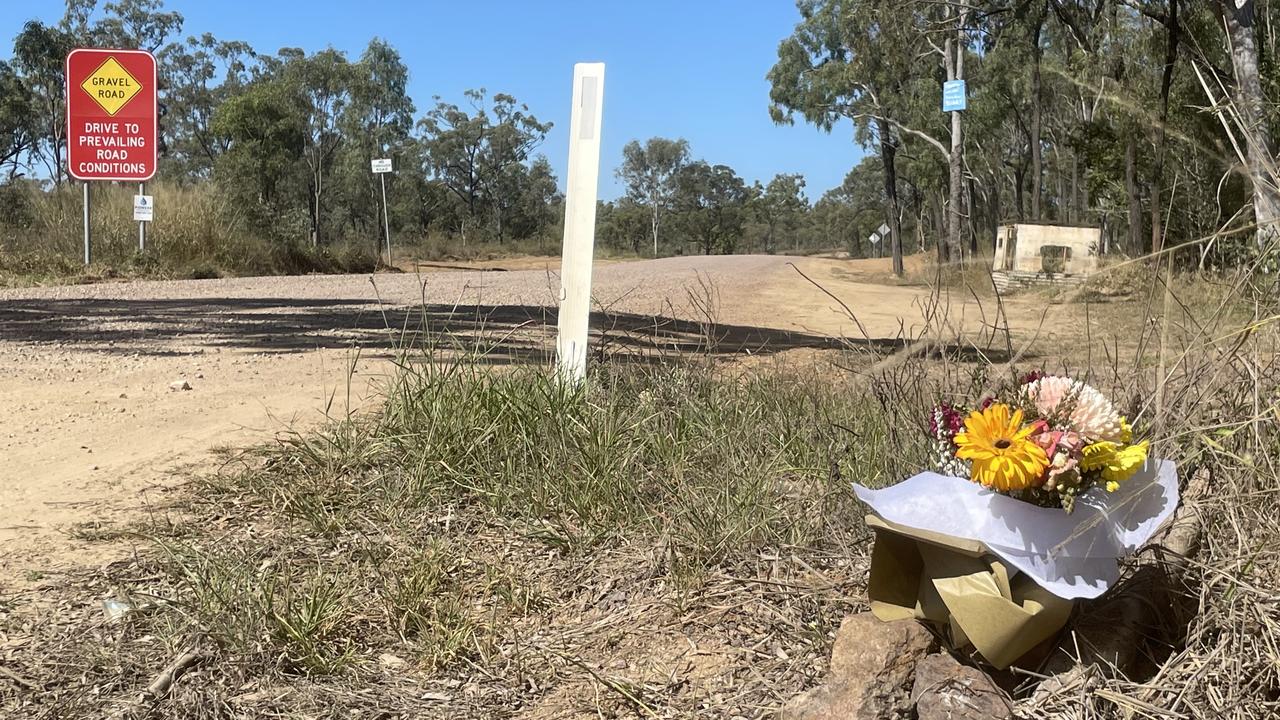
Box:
1029;422;1085;458
1023;376;1125;442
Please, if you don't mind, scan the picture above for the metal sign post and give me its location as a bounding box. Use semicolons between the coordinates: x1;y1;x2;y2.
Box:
555;63;606;384
133;191;154;235
137;182;146;251
82;182;91;265
372;158;393;266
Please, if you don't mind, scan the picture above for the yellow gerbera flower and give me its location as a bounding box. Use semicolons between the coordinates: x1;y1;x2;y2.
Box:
1080;439;1149;488
954;404;1050;491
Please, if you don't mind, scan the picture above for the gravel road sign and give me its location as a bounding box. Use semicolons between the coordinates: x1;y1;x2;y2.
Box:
66;48;158;182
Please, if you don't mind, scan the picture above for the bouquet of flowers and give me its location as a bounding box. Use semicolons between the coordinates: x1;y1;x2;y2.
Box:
928;372;1150;512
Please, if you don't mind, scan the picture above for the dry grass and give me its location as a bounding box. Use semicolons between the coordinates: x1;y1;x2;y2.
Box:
0;182;379;286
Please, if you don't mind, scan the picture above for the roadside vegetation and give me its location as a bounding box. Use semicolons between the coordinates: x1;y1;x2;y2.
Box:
4;262;1277;718
11;0;1276;286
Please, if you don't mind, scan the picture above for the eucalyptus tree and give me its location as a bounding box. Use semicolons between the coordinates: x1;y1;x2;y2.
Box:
419;90;552;242
479;94;553;242
756;173;809;252
12;21;74;185
281;48;357;246
161;34;257;179
211;77;306;208
0;62;34;178
616;137;691;256
1217;0;1280;249
769;0;940;275
337;39;415;246
94;0;184;52
674;161;752;255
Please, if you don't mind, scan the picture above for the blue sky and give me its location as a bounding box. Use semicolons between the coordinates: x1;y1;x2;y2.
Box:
2;0;865;200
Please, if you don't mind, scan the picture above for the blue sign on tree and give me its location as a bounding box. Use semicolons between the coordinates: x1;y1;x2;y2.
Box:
942;80;967;112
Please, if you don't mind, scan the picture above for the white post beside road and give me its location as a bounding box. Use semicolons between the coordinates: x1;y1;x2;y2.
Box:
371;157;394;266
556;63;605;384
380;173;391;266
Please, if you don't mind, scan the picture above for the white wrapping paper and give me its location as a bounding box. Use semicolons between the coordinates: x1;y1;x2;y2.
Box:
855;459;1179;599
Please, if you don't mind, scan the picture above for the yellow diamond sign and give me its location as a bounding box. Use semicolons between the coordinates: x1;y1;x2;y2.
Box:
80;56;143;116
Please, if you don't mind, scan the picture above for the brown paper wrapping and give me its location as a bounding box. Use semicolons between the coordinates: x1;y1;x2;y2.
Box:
866;514;1075;670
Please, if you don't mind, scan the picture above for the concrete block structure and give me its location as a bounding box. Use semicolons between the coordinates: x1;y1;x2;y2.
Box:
992;223;1101;291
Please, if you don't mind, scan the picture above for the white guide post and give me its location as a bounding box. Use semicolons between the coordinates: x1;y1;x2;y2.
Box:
555;63;605;384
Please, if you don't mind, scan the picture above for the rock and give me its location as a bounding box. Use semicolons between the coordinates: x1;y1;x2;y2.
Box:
168;379;192;392
782;612;935;719
912;653;1011;720
378;653;406;670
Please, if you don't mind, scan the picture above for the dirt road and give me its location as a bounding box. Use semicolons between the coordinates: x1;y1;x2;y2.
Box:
0;254;1045;581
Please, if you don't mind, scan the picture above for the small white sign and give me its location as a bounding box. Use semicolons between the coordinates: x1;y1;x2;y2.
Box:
942;79;967;112
133;195;154;222
371;158;393;174
869;232;881;245
878;223;891;237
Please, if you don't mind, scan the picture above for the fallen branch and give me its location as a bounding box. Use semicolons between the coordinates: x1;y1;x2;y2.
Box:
109;635;209;718
0;664;37;691
144;640;207;700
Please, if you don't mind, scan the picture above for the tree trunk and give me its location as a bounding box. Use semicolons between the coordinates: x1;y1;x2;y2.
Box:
944;7;968;262
310;168;323;247
1222;0;1280;248
1013;165;1026;220
877;117;905;276
651;204;660;257
932;191;947;263
1053;144;1065;222
1081;162;1091;224
990;172;1001;251
1071;151;1080;224
1125;137;1143;255
1151;0;1180;255
967;176;979;254
1030;12;1045;221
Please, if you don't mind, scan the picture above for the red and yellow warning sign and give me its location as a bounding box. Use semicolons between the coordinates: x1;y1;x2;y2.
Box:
66;48;157;181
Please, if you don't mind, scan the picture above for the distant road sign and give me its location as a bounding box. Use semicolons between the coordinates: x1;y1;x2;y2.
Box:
133;194;153;222
942;79;967;112
371;158;393;173
878;223;891;237
66;48;157;181
869;232;881;245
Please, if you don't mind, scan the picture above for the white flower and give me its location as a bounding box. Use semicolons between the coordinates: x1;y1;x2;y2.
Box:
1024;376;1125;442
